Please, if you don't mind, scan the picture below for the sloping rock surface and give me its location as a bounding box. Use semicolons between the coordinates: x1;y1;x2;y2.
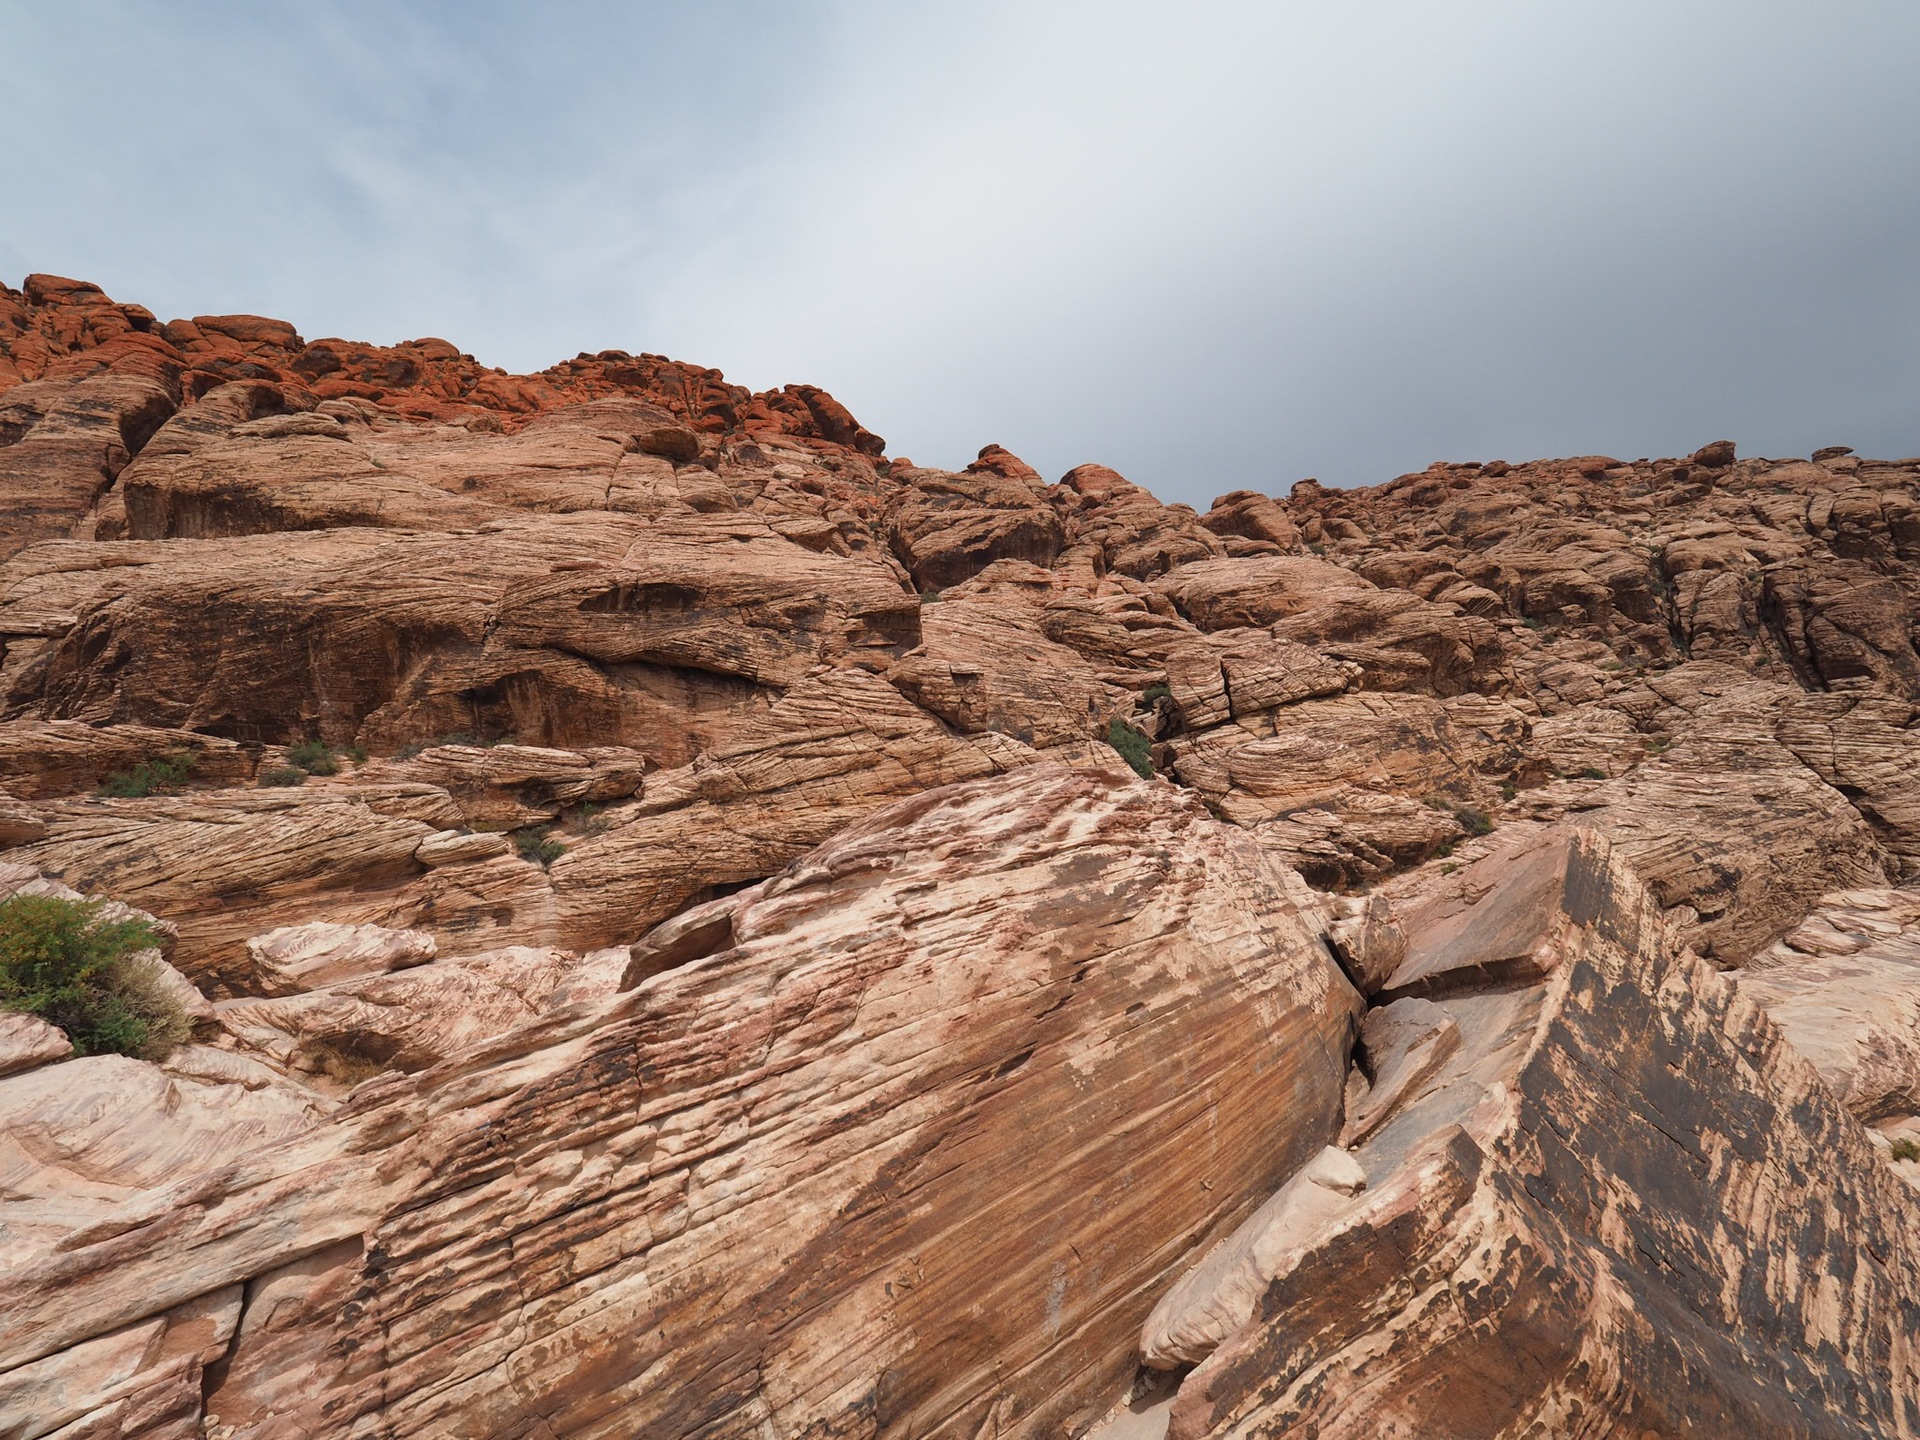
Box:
0;763;1360;1439
1146;830;1920;1438
6;277;1920;1436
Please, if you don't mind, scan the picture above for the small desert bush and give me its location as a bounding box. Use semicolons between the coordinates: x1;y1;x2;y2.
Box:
1426;796;1496;838
1105;718;1155;780
513;824;567;867
106;952;194;1056
0;895;187;1059
259;765;307;788
1453;806;1495;838
286;739;339;776
97;750;196;798
1891;1137;1920;1163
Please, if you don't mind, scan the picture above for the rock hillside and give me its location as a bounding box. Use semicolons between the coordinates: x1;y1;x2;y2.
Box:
4;274;1920;1437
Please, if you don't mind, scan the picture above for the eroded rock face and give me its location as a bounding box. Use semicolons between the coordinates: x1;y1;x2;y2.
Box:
0;764;1360;1439
9;276;1920;1437
545;666;1039;948
0;1010;68;1077
6;789;549;990
1737;886;1920;1173
886;450;1067;591
1152;830;1920;1439
242;920;438;994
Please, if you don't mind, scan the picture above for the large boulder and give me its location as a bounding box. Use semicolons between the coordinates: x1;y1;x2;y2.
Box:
884;450;1066;591
0;764;1361;1439
1144;828;1920;1438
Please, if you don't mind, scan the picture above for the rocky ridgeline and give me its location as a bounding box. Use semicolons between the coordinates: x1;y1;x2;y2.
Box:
3;273;1920;1436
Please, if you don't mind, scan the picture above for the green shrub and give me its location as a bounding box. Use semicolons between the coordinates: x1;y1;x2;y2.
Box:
97;750;196;798
1577;766;1606;781
1892;1137;1920;1163
260;765;307;788
106;952;193;1057
344;744;368;764
287;739;338;776
512;824;567;867
1139;681;1173;706
1453;807;1495;838
919;590;943;605
1105;718;1155;780
0;895;186;1059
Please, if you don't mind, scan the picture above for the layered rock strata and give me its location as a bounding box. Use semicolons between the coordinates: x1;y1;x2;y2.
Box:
1129;830;1920;1438
0;764;1360;1439
6;276;1920;1437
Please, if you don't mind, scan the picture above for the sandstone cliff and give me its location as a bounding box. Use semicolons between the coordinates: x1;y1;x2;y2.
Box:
4;273;1920;1437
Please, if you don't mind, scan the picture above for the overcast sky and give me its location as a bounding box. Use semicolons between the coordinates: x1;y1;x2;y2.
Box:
4;2;1918;504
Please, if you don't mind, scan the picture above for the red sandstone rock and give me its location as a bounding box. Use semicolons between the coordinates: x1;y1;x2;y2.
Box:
884;456;1066;591
8;277;1920;1437
1134;831;1920;1438
0;764;1360;1438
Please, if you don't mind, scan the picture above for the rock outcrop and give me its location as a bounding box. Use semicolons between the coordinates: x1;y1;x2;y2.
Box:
6;274;1920;1437
0;763;1360;1439
1139;830;1920;1438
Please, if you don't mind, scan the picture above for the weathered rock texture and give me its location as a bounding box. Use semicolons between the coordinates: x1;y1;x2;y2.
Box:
1737;886;1920;1174
6;277;1920;1437
1146;830;1920;1438
0;763;1360;1439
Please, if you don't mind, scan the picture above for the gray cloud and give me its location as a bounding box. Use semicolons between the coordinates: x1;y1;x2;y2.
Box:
3;0;1917;506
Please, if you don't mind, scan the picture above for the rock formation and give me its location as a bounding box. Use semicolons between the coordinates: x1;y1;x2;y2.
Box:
5;275;1920;1436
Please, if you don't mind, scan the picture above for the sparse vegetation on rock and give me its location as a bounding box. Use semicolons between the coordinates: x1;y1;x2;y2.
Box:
97;750;195;798
1105;717;1155;779
0;895;185;1058
286;739;338;775
512;823;566;867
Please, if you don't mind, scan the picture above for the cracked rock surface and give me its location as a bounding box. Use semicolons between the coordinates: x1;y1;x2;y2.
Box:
6;277;1920;1436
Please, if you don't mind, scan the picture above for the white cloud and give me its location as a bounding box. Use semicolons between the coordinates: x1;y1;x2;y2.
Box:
3;0;1918;503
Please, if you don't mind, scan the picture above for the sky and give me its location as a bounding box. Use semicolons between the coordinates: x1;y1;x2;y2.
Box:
3;2;1919;506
